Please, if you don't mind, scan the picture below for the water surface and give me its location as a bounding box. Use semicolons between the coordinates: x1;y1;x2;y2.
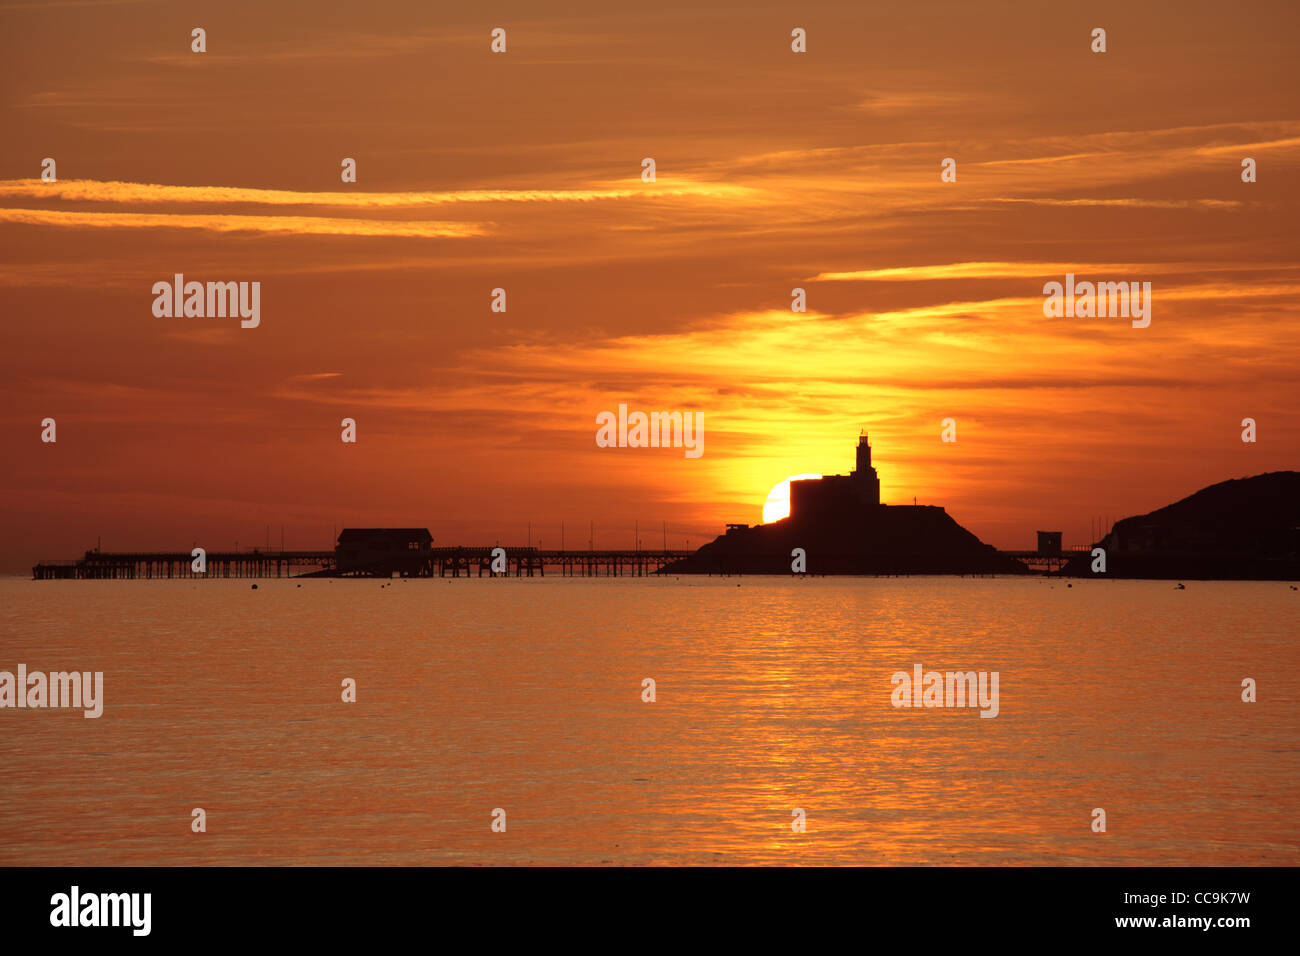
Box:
1;576;1295;865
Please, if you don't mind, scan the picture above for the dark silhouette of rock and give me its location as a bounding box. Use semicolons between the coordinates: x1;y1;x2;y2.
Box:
663;434;1024;575
1062;471;1300;580
665;504;1024;575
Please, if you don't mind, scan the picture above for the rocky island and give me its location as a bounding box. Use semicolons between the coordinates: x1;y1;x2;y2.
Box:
663;434;1026;575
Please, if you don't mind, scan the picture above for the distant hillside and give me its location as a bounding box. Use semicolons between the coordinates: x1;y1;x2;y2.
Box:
663;503;1026;575
1063;471;1300;579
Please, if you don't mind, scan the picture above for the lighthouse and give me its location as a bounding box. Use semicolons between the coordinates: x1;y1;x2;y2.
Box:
788;432;883;521
850;431;881;505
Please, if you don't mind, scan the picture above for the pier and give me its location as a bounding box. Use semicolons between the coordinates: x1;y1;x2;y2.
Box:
998;548;1092;573
33;546;1087;578
32;547;694;580
32;521;1094;579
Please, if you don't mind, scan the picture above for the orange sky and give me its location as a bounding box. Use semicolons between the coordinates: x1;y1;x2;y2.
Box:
1;0;1298;572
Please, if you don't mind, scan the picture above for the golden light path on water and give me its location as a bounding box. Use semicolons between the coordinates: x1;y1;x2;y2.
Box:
0;577;1296;865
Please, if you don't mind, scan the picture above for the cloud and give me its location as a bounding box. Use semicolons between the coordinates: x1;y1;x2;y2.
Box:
0;208;489;238
852;90;979;114
0;178;757;208
812;260;1298;282
983;198;1243;210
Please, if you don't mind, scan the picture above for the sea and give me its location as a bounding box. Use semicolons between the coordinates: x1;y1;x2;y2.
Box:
1;576;1296;865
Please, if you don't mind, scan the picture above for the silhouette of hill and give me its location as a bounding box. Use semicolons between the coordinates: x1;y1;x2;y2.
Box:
1062;471;1300;579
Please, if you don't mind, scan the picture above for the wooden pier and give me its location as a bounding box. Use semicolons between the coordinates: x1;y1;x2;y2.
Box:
32;550;336;580
999;547;1092;573
33;547;694;580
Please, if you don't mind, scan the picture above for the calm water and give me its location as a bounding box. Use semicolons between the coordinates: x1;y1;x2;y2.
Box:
1;576;1296;866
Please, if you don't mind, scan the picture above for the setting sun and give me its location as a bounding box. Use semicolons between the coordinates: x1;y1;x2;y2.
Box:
762;473;823;524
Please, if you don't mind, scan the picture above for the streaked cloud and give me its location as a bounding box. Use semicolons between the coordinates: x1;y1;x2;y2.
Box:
0;178;758;208
984;198;1243;210
813;261;1299;282
0;208;488;238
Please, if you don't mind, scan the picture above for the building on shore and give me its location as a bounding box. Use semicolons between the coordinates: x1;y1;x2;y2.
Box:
788;432;882;521
665;433;1026;575
335;528;433;576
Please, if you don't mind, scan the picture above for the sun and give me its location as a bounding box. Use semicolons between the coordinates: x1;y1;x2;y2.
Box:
762;473;822;524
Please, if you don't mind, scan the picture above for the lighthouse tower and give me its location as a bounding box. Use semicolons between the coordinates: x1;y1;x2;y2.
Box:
788;431;885;521
850;431;881;505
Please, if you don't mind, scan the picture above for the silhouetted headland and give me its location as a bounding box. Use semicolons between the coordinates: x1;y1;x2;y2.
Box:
663;433;1026;575
1061;471;1300;580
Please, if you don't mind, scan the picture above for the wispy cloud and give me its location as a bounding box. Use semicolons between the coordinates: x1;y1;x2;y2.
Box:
0;178;757;207
812;260;1298;282
851;90;979;114
983;198;1243;210
0;208;488;238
